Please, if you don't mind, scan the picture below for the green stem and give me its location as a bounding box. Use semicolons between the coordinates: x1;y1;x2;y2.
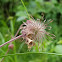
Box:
13;41;17;62
21;0;30;19
10;20;17;62
0;52;62;58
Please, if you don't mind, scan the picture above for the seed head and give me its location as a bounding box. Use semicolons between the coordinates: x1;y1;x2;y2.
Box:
20;19;55;49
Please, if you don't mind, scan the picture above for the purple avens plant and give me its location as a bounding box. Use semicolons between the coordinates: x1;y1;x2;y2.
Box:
0;18;55;49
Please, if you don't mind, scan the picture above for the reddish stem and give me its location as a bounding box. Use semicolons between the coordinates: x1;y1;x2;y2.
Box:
0;34;26;48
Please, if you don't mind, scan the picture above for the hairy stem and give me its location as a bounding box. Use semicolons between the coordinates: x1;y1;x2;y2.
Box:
0;34;26;48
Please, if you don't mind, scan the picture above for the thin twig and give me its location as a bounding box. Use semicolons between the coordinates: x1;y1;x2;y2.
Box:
0;49;9;62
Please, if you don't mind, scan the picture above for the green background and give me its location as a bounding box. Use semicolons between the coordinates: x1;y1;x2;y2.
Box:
0;0;62;62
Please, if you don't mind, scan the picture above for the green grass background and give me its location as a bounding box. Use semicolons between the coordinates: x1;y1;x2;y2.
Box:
0;0;62;62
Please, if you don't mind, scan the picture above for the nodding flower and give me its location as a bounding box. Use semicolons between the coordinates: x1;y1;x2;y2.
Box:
20;19;55;49
0;18;55;49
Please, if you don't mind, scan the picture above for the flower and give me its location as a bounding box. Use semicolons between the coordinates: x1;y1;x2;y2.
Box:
0;18;55;49
20;19;55;49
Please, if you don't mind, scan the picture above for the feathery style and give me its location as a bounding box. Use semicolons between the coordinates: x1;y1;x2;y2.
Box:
20;19;55;49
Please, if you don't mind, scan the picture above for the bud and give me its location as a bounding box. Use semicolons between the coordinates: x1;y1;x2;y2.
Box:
8;44;14;49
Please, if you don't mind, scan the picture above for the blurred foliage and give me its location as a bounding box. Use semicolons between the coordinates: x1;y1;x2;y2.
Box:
0;0;62;62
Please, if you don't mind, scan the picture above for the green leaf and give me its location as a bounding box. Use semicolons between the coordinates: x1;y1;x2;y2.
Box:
55;45;62;54
17;16;27;22
16;11;27;16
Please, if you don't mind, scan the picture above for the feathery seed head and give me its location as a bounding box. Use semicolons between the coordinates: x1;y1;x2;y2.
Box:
20;19;54;49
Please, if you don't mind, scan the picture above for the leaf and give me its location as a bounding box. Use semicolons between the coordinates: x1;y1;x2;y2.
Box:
17;16;27;22
0;32;5;44
16;11;27;16
55;45;62;54
57;40;62;44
